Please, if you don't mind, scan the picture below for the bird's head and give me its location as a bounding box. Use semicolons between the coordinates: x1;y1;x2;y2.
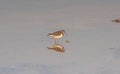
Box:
61;30;66;35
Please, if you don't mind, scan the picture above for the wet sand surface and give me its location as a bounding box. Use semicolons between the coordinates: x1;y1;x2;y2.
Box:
0;0;120;74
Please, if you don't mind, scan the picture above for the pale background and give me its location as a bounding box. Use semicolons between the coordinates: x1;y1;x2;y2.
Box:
0;0;120;74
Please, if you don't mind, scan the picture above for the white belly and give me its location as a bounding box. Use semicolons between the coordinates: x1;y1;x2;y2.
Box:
51;34;63;38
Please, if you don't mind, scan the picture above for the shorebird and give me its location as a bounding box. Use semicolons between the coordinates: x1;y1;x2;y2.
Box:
48;30;65;44
112;18;120;23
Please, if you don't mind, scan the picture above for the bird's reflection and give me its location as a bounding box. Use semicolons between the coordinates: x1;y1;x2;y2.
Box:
47;43;65;53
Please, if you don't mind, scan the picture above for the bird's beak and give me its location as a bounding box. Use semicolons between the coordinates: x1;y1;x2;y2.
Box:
64;31;67;35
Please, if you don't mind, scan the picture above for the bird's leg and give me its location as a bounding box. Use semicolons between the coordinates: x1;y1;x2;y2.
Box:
54;38;58;45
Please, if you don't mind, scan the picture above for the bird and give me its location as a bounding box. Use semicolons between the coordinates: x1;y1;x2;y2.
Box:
112;18;120;23
48;30;65;44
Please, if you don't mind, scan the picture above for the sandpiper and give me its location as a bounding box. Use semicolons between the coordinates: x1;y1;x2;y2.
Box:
112;18;120;23
48;30;65;43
